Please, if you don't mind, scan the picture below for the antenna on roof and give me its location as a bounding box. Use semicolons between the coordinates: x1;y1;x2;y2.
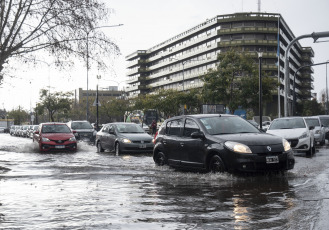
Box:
258;0;261;12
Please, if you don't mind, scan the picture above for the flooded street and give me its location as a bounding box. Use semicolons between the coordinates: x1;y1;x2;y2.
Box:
1;134;329;230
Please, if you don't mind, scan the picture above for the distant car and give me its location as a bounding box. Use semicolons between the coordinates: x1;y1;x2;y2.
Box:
21;125;29;137
267;117;315;156
318;115;329;141
27;125;39;139
95;122;154;155
153;114;294;173
15;126;22;136
0;127;4;133
67;120;96;143
138;123;150;133
33;122;77;152
10;125;17;135
304;116;325;146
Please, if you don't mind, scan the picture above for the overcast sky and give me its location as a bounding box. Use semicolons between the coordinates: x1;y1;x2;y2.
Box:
1;0;329;111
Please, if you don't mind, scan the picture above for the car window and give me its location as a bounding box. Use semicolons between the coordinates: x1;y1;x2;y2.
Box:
269;118;306;130
199;116;259;135
71;121;93;129
305;118;320;127
166;119;183;136
115;124;144;133
183;119;200;137
42;124;71;133
319;117;329;127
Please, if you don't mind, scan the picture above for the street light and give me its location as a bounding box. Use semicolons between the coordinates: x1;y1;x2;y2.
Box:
258;50;263;130
284;31;329;117
96;75;101;131
85;24;123;121
292;61;329;115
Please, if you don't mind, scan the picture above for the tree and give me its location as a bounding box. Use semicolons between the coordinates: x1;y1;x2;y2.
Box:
297;99;324;116
37;89;72;122
0;0;120;83
7;107;29;125
201;48;276;114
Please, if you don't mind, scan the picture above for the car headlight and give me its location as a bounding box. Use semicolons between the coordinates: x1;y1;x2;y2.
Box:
299;132;309;139
69;137;76;142
225;141;252;154
282;139;291;151
41;137;50;142
122;138;132;143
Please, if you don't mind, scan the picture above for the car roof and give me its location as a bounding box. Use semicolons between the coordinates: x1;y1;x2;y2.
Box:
164;114;236;121
40;122;67;125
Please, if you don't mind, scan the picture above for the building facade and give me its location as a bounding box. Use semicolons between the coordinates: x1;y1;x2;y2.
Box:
76;87;124;104
125;12;314;117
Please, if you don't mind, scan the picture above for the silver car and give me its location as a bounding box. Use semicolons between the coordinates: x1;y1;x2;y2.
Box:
304;116;325;146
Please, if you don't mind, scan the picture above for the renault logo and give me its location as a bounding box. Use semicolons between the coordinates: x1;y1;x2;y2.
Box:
267;146;272;151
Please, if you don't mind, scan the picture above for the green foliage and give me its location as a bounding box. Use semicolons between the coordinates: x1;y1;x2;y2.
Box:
296;99;324;116
38;89;73;122
7;107;29;125
201;48;276;113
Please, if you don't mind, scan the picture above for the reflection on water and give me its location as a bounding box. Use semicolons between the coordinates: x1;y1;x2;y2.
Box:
0;135;328;229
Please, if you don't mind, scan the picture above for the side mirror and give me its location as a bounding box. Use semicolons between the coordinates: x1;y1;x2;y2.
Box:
109;129;115;134
191;131;205;139
309;126;314;130
72;130;77;134
35;130;39;134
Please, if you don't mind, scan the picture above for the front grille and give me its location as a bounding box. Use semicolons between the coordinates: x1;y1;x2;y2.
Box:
50;139;69;143
132;140;151;144
286;139;299;148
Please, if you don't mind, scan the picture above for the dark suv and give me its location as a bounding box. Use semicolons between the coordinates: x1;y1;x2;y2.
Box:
153;114;295;173
67;120;96;143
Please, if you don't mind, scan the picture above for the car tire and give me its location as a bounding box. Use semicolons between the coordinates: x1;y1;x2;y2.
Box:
97;142;104;153
306;139;313;157
115;142;121;156
154;151;167;166
208;155;226;173
320;138;325;146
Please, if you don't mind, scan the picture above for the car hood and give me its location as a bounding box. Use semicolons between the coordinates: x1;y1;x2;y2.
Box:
212;133;283;146
119;133;153;141
266;128;307;139
42;133;75;140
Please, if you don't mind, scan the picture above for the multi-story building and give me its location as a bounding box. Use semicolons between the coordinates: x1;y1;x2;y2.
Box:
126;12;314;117
76;87;124;105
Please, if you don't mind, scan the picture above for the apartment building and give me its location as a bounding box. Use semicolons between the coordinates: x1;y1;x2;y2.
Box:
125;12;314;116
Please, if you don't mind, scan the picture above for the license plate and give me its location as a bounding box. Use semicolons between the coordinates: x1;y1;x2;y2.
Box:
139;144;146;148
55;145;65;149
266;156;279;164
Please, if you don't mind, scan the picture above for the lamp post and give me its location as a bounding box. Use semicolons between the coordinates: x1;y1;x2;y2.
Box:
284;31;329;117
326;60;329;115
258;50;263;129
293;61;329;115
85;24;123;121
96;75;101;131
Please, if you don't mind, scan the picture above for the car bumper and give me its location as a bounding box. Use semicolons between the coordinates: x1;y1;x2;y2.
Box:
228;150;295;172
39;142;77;152
120;142;154;153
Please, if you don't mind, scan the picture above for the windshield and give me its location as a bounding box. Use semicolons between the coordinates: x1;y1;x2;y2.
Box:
305;118;320;127
269;118;306;130
71;122;93;129
199;116;260;135
42;124;72;133
116;124;145;133
319;117;329;127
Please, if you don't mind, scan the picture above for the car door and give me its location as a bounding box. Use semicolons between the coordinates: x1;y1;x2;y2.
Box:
107;125;117;152
180;118;205;168
164;119;183;166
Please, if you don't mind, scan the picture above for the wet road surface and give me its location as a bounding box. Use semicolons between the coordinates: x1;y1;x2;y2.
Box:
1;134;329;229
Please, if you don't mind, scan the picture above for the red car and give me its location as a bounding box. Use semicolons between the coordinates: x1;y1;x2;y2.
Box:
33;123;77;152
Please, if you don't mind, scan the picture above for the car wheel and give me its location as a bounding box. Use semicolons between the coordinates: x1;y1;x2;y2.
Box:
320;138;325;146
208;155;226;173
312;141;316;154
306;139;313;157
115;142;121;156
97;142;104;153
154;151;167;166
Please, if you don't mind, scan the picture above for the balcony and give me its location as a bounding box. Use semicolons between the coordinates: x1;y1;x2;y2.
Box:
218;39;277;47
218;27;278;35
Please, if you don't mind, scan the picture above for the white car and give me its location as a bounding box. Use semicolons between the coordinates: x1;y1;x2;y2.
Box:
304;116;325;146
266;117;315;156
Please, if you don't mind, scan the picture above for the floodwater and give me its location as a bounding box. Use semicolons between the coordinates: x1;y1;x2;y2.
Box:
1;134;329;230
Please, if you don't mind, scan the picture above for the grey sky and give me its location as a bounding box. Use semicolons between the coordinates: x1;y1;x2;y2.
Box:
1;0;328;111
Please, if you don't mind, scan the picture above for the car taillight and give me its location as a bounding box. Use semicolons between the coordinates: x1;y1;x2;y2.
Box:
152;131;158;144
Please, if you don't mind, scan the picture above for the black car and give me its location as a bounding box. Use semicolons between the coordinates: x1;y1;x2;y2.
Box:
67;120;96;143
153;114;295;173
95;122;154;155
